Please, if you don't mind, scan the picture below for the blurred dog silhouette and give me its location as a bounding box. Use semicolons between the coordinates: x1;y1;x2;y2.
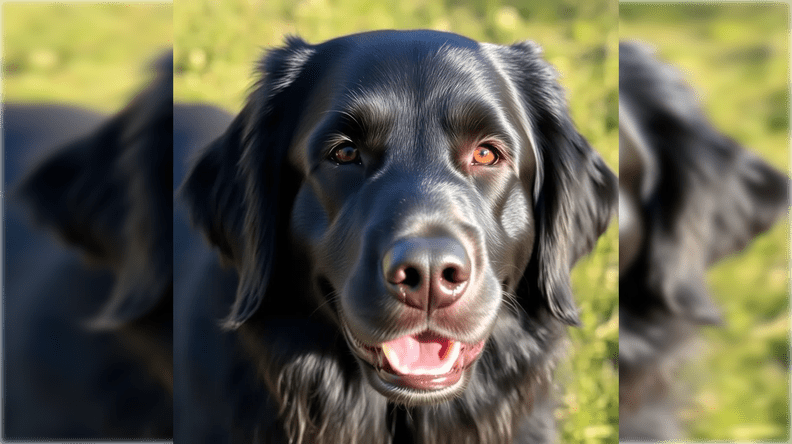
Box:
4;51;174;439
618;41;788;441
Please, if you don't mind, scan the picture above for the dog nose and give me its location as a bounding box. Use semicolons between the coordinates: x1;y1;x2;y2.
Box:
382;237;471;310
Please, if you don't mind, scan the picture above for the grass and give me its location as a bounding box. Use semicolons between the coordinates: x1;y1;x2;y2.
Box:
3;3;172;111
621;3;790;441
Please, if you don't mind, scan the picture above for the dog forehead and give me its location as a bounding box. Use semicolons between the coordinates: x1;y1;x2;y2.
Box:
320;29;480;55
313;30;487;91
289;43;496;157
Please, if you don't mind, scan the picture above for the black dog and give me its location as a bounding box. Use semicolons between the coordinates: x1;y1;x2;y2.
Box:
179;30;616;443
618;41;788;440
4;51;174;439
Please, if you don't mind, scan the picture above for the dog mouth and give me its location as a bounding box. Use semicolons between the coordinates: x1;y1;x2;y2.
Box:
342;324;486;391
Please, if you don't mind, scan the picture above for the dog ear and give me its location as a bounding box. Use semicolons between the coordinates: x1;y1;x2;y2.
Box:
180;111;248;263
18;50;174;329
492;41;618;325
706;146;788;263
17;128;127;261
620;41;788;324
181;36;314;329
644;135;787;325
91;50;174;329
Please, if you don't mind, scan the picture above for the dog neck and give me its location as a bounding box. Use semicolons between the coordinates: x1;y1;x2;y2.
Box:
236;312;564;443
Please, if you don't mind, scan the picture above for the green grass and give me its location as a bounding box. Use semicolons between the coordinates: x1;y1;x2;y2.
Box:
621;3;790;442
3;3;172;111
562;222;619;443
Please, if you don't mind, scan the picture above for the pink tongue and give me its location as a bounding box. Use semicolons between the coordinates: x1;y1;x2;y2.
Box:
382;333;454;374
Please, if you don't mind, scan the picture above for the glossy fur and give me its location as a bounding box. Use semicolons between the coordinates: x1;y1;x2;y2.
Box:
180;31;616;443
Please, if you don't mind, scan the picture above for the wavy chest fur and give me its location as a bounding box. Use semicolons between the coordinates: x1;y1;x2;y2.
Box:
236;314;564;444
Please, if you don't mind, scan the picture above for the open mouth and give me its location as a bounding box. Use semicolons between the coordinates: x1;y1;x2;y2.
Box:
343;325;486;391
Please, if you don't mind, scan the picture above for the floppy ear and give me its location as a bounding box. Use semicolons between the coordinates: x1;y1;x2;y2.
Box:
17;127;127;261
91;50;174;329
620;40;788;324
17;50;174;329
706;145;788;263
180;112;248;263
181;36;315;329
644;135;787;325
494;41;618;325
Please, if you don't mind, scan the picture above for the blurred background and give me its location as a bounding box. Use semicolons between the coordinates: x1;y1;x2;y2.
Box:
620;3;789;442
3;2;172;187
4;3;172;110
175;1;619;443
3;3;173;439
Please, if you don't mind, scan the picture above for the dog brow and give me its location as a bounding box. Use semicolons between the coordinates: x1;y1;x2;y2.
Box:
443;98;515;152
321;92;397;148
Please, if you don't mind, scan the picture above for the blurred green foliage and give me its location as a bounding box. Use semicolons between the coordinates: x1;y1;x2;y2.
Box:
3;3;172;111
176;1;618;442
621;3;789;442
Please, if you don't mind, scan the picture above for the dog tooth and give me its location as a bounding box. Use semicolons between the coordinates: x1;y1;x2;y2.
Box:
381;343;401;371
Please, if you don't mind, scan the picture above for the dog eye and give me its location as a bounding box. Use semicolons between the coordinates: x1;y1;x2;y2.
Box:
330;145;361;165
471;145;499;166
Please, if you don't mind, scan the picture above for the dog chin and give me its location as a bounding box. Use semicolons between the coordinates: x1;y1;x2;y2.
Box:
359;356;476;405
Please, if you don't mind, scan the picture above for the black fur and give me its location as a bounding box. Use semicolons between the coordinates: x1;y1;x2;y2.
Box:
179;31;616;443
618;41;789;441
18;51;174;329
4;51;174;439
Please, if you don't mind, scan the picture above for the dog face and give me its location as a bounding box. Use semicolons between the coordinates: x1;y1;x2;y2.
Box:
289;32;540;403
183;30;616;406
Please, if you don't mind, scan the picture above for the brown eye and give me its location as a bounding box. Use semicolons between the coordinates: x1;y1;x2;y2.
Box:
330;145;361;165
471;145;499;165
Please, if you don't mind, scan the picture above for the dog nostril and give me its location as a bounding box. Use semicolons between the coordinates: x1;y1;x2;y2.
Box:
388;266;420;285
402;267;421;288
389;266;421;289
442;267;461;284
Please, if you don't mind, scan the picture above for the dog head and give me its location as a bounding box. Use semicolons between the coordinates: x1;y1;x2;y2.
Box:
183;30;616;405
